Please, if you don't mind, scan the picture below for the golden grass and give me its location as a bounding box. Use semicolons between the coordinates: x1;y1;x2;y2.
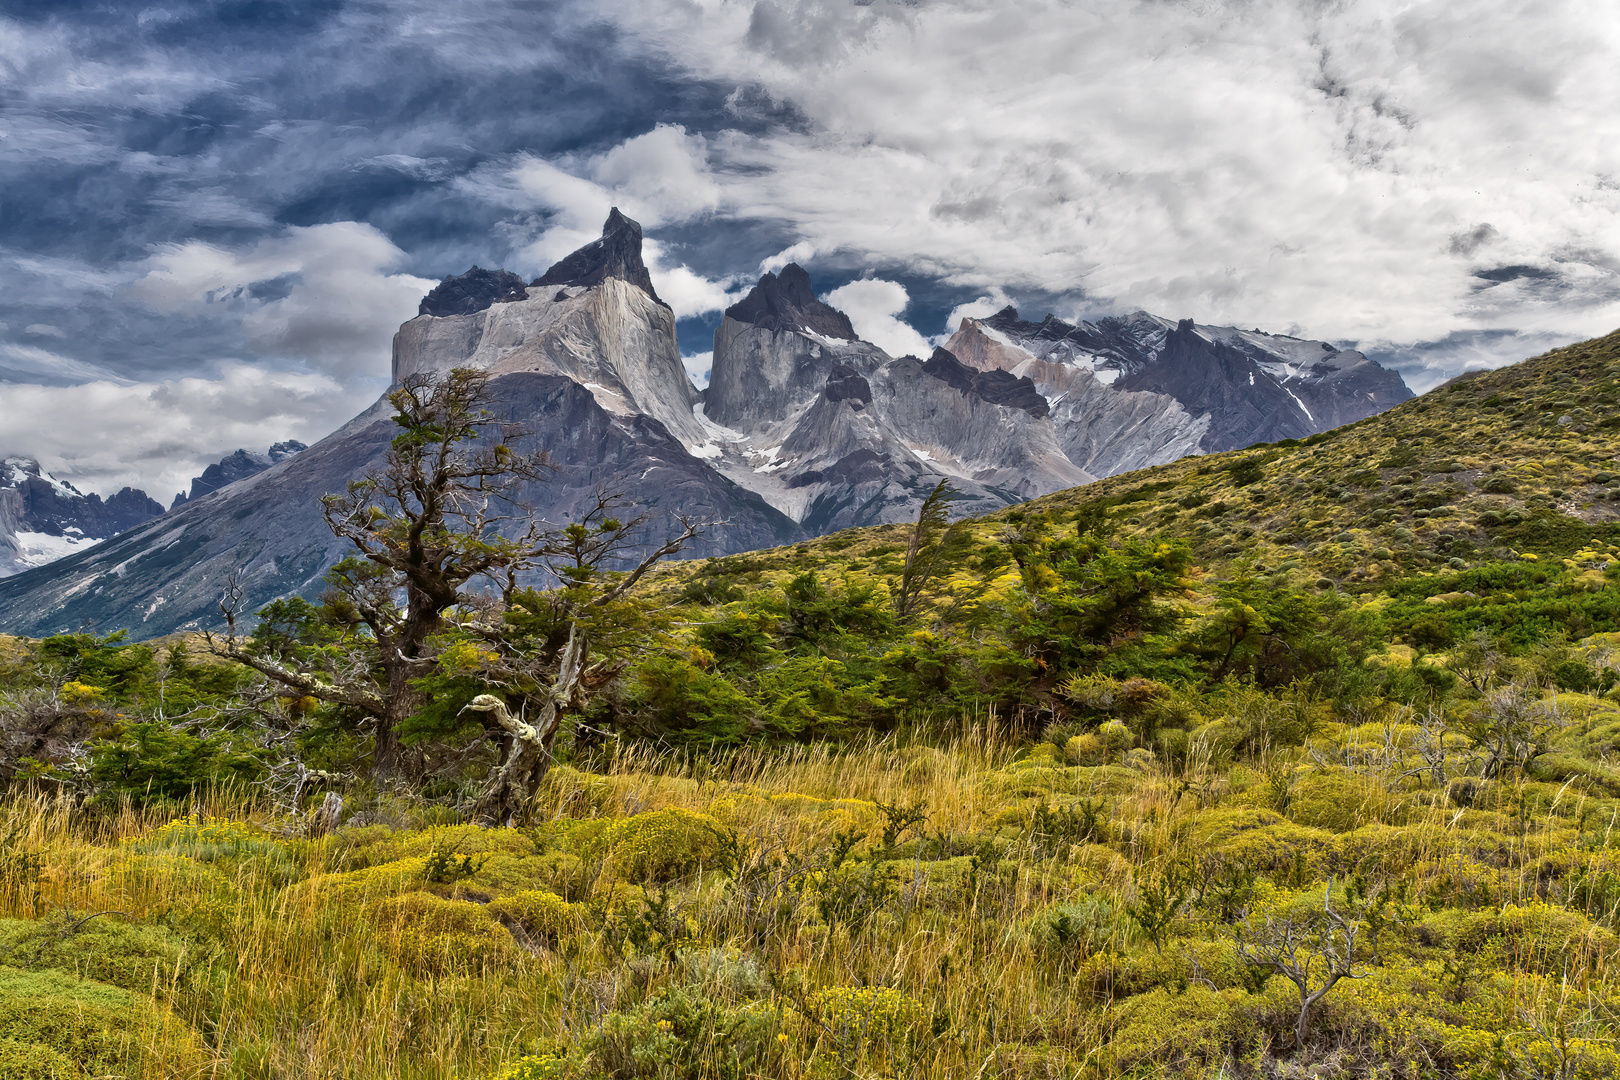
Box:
2;719;1619;1078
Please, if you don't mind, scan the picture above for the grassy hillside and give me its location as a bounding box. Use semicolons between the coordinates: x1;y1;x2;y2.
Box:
659;326;1620;589
5;331;1620;1077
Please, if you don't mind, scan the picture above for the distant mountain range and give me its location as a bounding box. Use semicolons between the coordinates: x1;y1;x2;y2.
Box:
0;209;1411;636
0;444;306;580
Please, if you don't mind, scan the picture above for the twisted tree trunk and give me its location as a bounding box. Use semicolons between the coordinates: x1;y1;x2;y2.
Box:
472;626;587;826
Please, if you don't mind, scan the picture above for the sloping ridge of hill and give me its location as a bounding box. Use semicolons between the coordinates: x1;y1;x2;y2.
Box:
651;327;1620;603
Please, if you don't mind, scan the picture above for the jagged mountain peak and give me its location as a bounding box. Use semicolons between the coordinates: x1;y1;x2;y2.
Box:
724;263;856;340
418;267;529;317
531;207;663;305
171;441;309;509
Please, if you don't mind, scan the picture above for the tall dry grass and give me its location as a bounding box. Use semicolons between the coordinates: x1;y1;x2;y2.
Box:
0;721;1614;1078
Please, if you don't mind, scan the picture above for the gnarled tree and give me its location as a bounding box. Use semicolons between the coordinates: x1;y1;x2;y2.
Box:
457;490;701;825
212;367;553;779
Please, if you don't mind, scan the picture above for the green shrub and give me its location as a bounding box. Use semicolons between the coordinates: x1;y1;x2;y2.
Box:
370;892;518;975
1288;769;1379;832
486;890;579;946
593;810;730;884
0;1036;78;1078
0;966;210;1076
0;912;205;994
1109;985;1252;1071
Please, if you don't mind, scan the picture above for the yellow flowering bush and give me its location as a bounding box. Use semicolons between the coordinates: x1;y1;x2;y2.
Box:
595;808;729;883
59;679;102;702
810;984;925;1040
490;1048;567;1079
371;891;518;976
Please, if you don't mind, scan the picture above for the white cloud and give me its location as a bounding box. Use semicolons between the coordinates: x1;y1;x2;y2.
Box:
128;222;434;384
824;278;933;359
23;324;64;337
681;351;713;389
0;223;436;498
644;239;746;317
590;125;720;225
599;0;1620;356
762;242;817;275
0;364;363;499
649;262;743;318
464;125;722;275
939;288;1014;343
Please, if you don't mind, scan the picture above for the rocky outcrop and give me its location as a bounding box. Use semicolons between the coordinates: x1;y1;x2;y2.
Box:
418;267;528;317
0;459;164;578
823;365;873;406
532;208;663;305
173;442;308;507
921;348;1049;418
722;264;855;340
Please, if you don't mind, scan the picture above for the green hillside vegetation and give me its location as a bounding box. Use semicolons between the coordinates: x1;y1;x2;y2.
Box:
2;332;1620;1076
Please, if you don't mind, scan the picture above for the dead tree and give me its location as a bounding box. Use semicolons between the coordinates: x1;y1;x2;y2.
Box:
463;490;702;825
1237;882;1366;1048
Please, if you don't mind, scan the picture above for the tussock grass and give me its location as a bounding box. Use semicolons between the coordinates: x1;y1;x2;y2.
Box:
4;708;1620;1077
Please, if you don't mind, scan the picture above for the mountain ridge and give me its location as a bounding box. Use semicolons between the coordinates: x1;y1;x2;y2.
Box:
0;213;1417;636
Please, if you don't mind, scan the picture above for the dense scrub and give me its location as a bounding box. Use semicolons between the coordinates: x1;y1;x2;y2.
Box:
4;722;1620;1077
5;332;1620;1075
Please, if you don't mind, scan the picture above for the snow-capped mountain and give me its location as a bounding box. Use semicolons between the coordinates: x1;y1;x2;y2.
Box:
944;308;1412;477
0;459;163;578
0;210;1413;636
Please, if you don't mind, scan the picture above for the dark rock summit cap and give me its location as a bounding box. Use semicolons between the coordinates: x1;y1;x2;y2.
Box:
922;347;1050;418
823;364;873;408
724;264;857;340
532;208;663;305
418;267;529;317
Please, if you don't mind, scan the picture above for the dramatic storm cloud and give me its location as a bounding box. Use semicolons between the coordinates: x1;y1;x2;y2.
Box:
1;0;1617;494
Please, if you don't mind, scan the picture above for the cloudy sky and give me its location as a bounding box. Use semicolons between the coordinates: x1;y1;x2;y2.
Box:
3;0;1618;500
